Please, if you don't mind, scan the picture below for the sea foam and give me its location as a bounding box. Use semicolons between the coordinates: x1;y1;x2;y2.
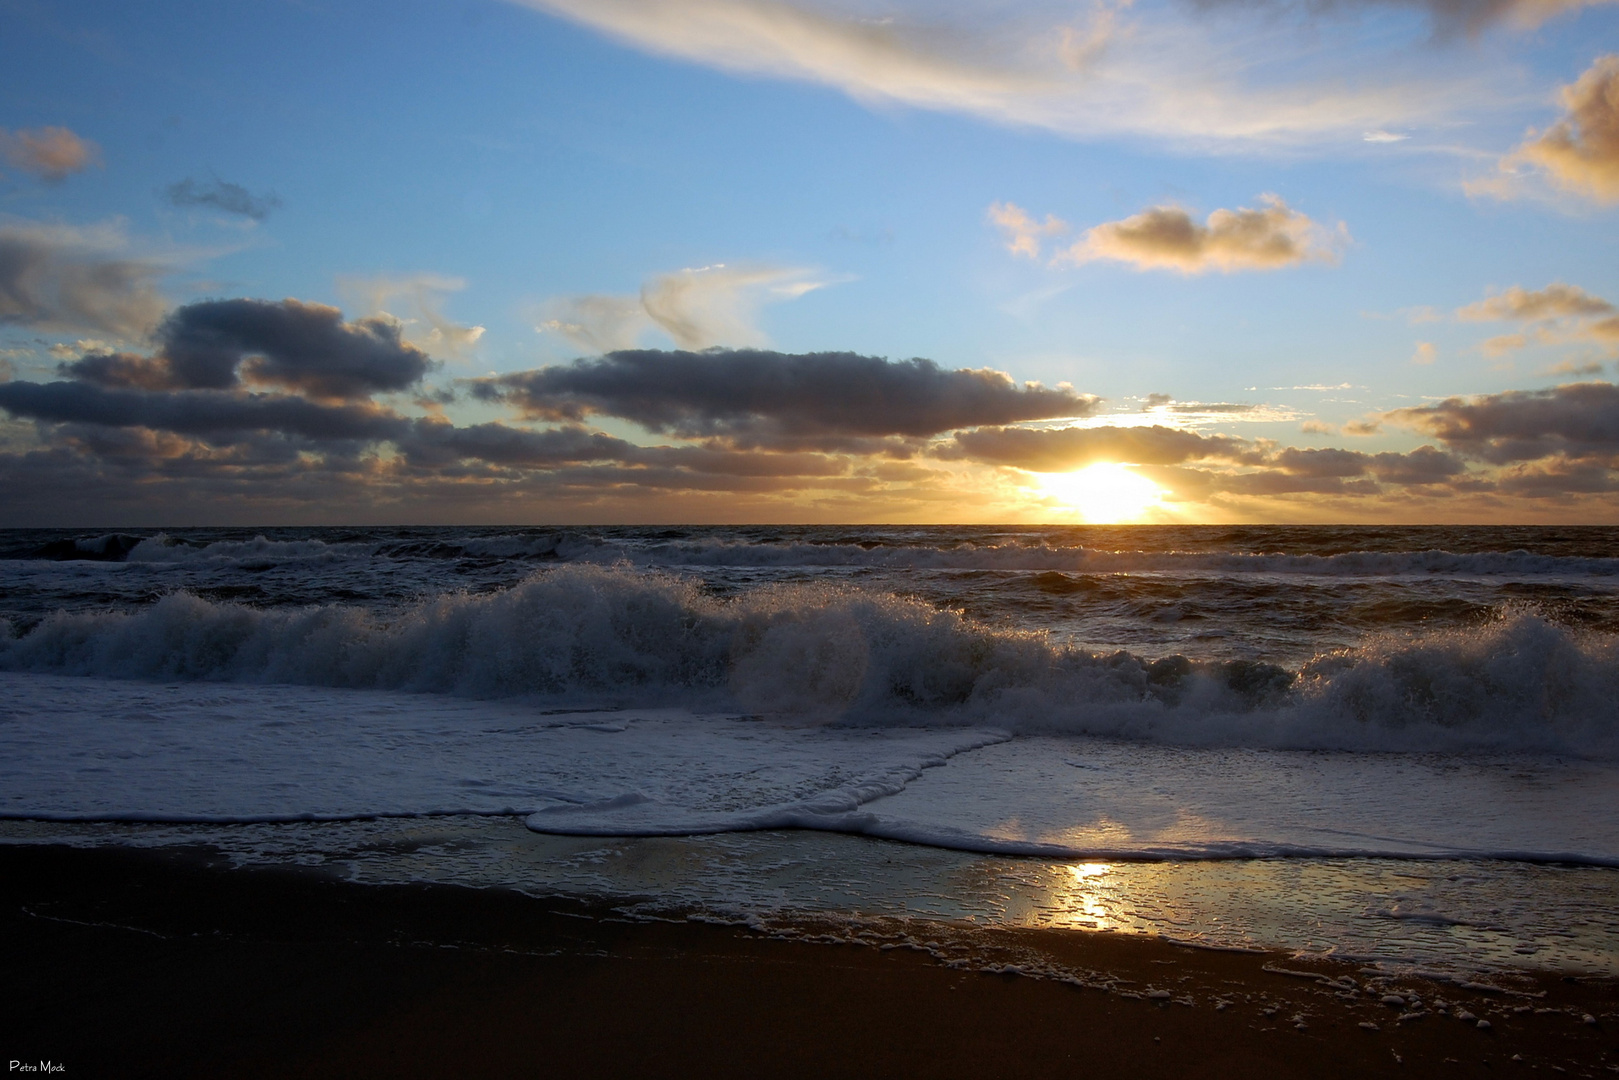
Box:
2;564;1615;756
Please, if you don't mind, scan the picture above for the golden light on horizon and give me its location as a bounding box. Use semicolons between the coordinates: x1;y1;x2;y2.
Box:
1037;463;1164;522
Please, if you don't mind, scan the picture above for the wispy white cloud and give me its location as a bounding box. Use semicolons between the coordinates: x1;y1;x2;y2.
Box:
536;263;833;353
338;273;486;357
508;0;1503;148
987;201;1068;258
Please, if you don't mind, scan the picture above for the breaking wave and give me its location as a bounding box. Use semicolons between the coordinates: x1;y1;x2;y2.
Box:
2;564;1616;757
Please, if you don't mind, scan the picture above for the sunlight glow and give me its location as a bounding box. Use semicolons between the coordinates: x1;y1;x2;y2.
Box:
1037;463;1163;522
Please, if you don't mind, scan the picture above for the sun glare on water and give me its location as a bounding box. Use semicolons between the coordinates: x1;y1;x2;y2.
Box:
1038;462;1163;522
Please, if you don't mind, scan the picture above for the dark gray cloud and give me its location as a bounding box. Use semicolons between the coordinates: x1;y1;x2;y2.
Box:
62;298;434;400
1367;445;1467;484
1386;382;1619;463
473;349;1098;440
947;424;1255;471
165;178;282;220
0;380;409;443
0;223;167;338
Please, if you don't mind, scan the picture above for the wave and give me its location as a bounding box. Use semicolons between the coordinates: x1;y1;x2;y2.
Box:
15;529;1619;579
2;565;1615;757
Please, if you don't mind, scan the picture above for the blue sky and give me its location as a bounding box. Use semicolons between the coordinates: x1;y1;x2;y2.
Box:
2;0;1618;523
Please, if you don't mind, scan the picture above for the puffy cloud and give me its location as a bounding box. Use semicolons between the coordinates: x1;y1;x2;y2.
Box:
0;222;168;339
476;349;1099;441
505;0;1496;148
167;298;433;399
1386;381;1619;463
1510;55;1619;204
1412;342;1437;365
60;298;434;400
338;273;485;356
0;127;100;182
539;264;828;353
164;178;282;221
1057;195;1345;273
987;202;1068;259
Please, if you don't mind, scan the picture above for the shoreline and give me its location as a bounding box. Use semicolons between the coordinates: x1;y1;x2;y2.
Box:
6;843;1617;1077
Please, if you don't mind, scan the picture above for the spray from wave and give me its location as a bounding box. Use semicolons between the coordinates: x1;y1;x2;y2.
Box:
2;564;1615;757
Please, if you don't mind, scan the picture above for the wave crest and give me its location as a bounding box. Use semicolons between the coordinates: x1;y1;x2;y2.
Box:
2;565;1614;756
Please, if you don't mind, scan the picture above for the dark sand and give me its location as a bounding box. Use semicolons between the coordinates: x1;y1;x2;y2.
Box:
4;843;1616;1078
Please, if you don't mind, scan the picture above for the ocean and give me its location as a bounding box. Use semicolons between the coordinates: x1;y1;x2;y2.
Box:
3;524;1618;980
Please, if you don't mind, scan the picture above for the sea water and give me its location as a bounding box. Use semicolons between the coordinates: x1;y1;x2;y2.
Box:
3;525;1618;976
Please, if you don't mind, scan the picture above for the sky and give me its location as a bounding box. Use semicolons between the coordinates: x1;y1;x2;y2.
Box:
1;0;1617;525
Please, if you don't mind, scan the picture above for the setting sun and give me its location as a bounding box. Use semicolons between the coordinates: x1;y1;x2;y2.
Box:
1038;463;1164;522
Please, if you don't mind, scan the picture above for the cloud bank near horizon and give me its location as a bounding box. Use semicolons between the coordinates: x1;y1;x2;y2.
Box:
4;291;1619;523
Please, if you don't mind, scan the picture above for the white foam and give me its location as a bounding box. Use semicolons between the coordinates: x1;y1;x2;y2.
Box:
2;565;1616;757
3;673;1617;866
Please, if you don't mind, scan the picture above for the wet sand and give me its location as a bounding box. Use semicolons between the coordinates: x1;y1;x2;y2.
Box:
4;843;1616;1078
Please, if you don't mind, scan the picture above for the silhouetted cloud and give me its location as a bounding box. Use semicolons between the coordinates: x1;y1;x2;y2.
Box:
0;127;100;182
1386;382;1619;462
947;424;1255;470
165;177;282;220
61;298;435;400
0;222;167;338
0;380;409;443
1057;195;1345;273
476;349;1099;439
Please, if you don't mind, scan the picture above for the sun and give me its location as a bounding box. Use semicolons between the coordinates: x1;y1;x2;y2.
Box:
1037;462;1164;522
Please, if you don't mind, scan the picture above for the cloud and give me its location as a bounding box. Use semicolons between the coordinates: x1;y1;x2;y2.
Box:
537;264;829;352
0;379;410;444
987;202;1068;259
165;178;282;221
475;348;1099;440
60;298;434;400
0;221;168;339
1455;282;1619;355
1057;195;1346;273
1506;55;1619;205
1385;381;1619;463
505;0;1500;148
947;424;1255;470
0;127;100;182
1203;0;1616;34
339;273;486;356
1457;282;1614;322
1412;341;1437;364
